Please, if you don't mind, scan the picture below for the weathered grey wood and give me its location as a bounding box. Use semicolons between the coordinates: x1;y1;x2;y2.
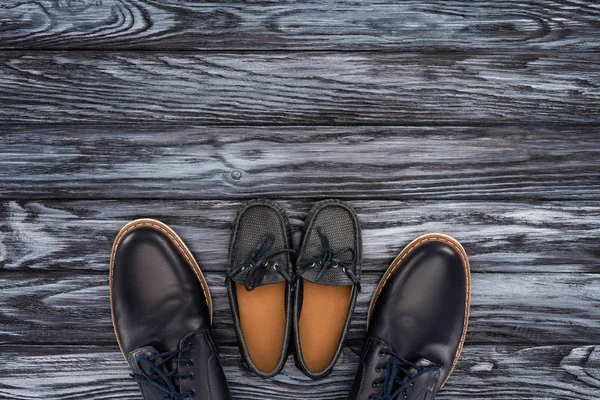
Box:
2;1;599;397
0;344;598;399
1;125;600;200
1;0;600;52
2;200;598;274
2;271;599;345
1;53;599;125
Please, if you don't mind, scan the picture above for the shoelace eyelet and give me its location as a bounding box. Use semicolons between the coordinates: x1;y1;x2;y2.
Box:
226;235;296;291
368;351;440;400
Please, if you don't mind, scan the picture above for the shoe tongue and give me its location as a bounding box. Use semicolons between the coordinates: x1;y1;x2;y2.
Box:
395;357;440;399
129;344;192;396
300;262;354;286
128;346;163;376
404;358;437;378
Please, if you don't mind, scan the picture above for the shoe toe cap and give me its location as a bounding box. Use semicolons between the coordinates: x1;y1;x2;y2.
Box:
112;225;210;355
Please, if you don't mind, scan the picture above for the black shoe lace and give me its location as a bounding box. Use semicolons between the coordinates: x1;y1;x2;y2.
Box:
132;345;196;400
298;227;361;290
226;234;296;291
369;350;440;400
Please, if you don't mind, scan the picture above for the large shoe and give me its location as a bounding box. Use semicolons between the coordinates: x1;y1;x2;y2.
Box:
111;219;232;400
348;233;471;400
294;200;362;379
226;200;295;378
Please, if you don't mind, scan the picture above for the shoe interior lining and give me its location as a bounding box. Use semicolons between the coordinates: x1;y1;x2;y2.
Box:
298;280;352;373
236;282;286;374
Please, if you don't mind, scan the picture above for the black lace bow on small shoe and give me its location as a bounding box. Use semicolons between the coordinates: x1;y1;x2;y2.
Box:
369;349;441;400
298;227;361;290
225;234;295;291
133;345;196;400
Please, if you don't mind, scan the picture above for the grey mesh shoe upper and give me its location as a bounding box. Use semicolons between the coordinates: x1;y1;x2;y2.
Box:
226;202;295;290
297;201;362;288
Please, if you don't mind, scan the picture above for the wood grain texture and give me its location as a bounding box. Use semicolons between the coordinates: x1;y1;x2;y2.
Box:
2;270;599;346
1;200;598;274
0;344;598;399
1;52;599;125
1;125;600;200
1;0;600;52
2;0;599;397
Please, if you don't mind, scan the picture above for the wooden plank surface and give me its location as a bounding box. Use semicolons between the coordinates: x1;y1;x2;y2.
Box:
0;344;598;400
2;200;599;274
1;126;599;200
2;0;599;397
1;53;599;125
2;270;599;346
1;0;600;52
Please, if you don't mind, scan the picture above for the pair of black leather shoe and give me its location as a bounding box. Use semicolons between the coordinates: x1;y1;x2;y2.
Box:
111;219;232;400
349;233;471;400
226;199;362;379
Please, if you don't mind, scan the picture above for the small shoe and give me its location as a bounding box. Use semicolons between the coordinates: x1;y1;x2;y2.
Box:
348;233;471;400
294;200;362;379
110;219;232;400
226;200;295;378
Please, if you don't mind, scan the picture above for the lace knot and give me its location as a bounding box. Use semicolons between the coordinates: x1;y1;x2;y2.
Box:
368;350;440;400
132;345;196;399
298;227;360;289
226;235;295;291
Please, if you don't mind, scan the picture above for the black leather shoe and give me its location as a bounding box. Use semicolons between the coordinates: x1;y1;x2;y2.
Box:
294;200;362;379
110;219;232;400
226;200;295;378
348;233;471;400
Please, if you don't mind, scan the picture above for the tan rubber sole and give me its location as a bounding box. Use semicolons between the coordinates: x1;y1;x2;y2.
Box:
367;233;471;388
109;218;213;361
